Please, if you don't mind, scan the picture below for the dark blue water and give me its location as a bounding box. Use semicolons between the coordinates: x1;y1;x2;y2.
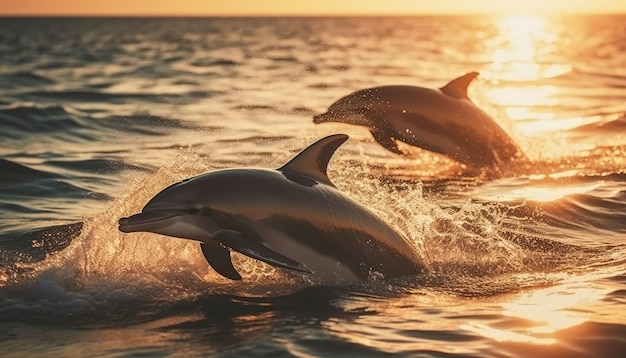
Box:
1;16;625;357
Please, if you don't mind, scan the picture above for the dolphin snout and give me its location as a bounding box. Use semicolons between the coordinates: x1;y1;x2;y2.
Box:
314;109;371;127
313;112;330;124
118;211;182;233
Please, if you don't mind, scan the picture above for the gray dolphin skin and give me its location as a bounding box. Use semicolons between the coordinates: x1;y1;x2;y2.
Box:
314;72;525;168
118;134;425;283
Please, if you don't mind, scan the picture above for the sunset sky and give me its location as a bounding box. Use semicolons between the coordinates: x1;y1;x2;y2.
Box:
1;0;625;16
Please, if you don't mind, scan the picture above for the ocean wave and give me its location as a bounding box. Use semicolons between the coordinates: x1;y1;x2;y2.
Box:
231;104;277;111
189;58;239;67
0;105;89;140
18;89;215;105
1;175;109;201
537;192;626;234
44;158;147;175
0;71;55;89
99;114;203;136
572;68;626;83
475;173;626;236
572;113;626;132
0;104;204;142
0;157;114;217
0;222;81;266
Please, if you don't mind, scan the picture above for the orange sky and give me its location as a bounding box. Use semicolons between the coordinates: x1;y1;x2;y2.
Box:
1;0;625;16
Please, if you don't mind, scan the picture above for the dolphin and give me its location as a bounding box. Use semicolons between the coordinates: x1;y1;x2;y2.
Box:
313;72;525;168
118;134;425;283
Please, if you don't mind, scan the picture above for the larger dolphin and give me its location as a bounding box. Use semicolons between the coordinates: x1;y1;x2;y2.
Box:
118;134;425;283
314;72;525;168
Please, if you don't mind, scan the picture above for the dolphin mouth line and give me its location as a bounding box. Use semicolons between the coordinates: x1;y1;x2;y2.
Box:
312;113;326;123
118;211;183;232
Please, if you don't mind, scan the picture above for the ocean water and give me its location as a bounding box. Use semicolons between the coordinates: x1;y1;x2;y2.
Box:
0;15;625;357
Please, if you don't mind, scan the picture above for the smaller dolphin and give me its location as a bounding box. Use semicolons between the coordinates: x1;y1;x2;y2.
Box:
118;135;425;283
314;72;525;168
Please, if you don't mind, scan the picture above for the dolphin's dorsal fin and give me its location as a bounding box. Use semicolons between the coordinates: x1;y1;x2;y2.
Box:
440;72;479;100
279;134;348;187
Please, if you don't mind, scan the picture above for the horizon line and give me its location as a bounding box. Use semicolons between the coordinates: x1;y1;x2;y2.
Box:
2;11;625;17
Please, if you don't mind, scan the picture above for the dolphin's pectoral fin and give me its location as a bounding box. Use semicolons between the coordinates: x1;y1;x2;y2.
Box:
200;241;242;280
370;129;404;155
211;230;312;274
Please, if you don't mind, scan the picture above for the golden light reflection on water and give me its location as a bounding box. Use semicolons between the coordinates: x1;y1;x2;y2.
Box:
476;171;602;202
462;322;557;345
476;12;584;157
483;14;572;82
497;182;602;202
479;13;576;151
462;281;611;346
485;85;558;107
516;112;626;135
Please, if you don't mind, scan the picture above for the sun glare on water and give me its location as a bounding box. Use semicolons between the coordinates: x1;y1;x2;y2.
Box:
484;13;572;82
480;13;574;132
477;13;593;157
462;281;612;345
497;182;602;202
475;171;603;203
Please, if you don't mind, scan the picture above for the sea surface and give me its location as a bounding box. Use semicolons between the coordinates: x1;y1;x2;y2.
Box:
1;15;625;357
